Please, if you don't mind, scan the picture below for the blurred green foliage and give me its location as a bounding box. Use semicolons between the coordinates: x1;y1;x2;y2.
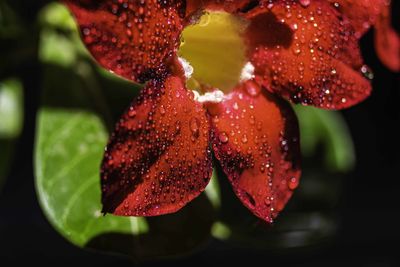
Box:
0;78;24;189
0;79;23;138
0;1;23;38
295;105;356;172
0;1;26;189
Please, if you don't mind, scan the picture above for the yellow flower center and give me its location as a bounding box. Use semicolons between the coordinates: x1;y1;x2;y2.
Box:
178;12;250;94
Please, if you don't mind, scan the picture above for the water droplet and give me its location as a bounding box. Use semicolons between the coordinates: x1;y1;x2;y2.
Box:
288;177;299;190
159;172;166;183
219;132;229;144
360;65;374;80
83;28;90;35
159;105;166;115
292;47;301;55
249;115;255;125
241;134;248;144
244;80;261;97
189;117;200;137
299;0;311;8
260;165;265;173
128;109;136;118
264;196;271;206
175;121;181;131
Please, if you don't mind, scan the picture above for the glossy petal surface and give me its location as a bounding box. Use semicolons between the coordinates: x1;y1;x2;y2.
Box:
246;0;372;109
374;4;400;72
329;0;399;71
101;76;212;216
209;81;301;223
328;0;388;37
63;0;185;83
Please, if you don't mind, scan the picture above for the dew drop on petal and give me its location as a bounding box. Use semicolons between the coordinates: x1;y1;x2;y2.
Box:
189;117;200;137
288;177;299;190
299;0;311;8
360;64;374;80
219;132;229;144
244;80;261;97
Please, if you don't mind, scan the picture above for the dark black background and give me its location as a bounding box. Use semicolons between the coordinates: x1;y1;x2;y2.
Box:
1;1;399;266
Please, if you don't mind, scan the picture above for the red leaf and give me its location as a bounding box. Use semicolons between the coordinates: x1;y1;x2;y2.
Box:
245;0;372;109
101;76;212;216
63;0;185;83
209;80;301;223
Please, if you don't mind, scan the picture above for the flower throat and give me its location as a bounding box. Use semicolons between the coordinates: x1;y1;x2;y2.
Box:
178;11;251;95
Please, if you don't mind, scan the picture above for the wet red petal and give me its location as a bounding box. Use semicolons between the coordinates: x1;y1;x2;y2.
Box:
329;0;399;71
374;4;400;72
245;0;372;109
101;76;212;216
209;81;301;223
63;0;185;83
328;0;388;37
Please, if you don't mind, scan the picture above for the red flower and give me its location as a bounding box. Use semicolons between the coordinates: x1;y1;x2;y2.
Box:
63;0;398;223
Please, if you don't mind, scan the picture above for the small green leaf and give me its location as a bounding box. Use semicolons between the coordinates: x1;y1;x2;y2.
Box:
204;170;221;209
38;2;92;67
0;78;24;189
38;2;77;31
211;221;231;240
35;62;217;259
0;79;23;138
39;28;78;67
294;105;355;172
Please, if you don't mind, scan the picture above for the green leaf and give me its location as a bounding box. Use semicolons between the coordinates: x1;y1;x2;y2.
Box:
35;62;216;260
0;78;24;189
38;2;77;31
0;79;23;138
294;105;356;172
204;170;221;209
38;3;89;68
39;28;78;67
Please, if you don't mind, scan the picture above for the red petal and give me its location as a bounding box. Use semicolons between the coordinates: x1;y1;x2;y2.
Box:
328;0;399;71
328;0;388;37
245;0;372;109
209;81;301;223
101;76;212;216
374;5;400;72
63;0;185;83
